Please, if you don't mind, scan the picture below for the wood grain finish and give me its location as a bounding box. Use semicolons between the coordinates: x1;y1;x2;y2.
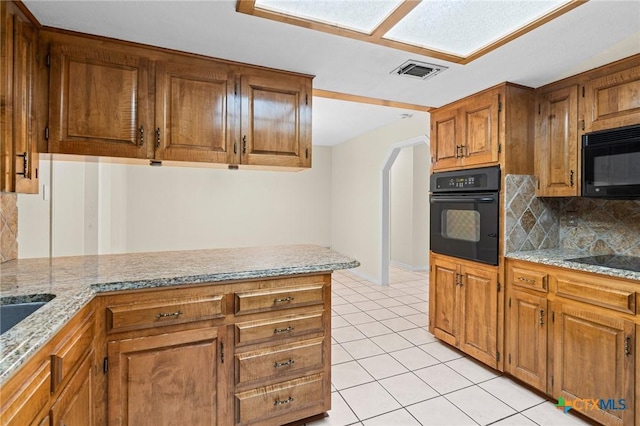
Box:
511;266;548;293
235;337;324;385
107;327;220;426
553;303;634;426
106;294;224;333
235;311;324;346
554;275;636;315
51;312;95;393
460;90;500;167
235;373;324;425
50;351;94;426
429;254;458;346
235;284;323;315
0;360;51;426
535;85;579;196
508;289;548;392
430;107;459;170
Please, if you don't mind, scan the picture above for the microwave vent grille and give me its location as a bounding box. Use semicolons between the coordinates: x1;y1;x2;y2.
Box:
584;124;640;146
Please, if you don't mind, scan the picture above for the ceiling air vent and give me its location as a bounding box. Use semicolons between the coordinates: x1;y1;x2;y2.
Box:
392;60;447;81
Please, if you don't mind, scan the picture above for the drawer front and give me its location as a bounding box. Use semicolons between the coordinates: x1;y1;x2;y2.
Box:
235;373;324;425
554;276;636;314
107;294;224;333
236;337;324;385
235;311;324;346
235;284;324;315
51;314;94;392
0;361;51;426
511;267;548;292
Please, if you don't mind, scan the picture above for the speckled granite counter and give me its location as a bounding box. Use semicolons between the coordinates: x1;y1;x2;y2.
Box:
0;245;359;384
506;249;640;281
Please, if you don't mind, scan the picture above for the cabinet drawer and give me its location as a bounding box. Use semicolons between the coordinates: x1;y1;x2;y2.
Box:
235;373;324;425
511;267;548;292
107;294;224;333
235;284;324;315
51;313;94;393
235;311;324;346
554;276;636;314
0;361;51;426
236;337;324;385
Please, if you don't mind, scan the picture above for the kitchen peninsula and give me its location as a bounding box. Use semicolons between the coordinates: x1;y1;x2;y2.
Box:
0;244;359;426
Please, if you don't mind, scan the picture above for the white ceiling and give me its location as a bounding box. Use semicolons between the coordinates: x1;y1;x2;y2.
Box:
23;0;640;146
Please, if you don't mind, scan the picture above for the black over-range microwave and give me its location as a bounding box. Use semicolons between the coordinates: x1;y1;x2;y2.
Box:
582;124;640;199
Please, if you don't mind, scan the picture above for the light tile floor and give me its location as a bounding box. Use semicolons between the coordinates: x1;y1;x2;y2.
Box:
306;267;591;426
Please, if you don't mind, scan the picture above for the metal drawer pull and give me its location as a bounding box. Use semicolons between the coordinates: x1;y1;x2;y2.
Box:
274;359;295;368
274;326;294;334
518;276;536;284
274;296;295;304
155;310;183;319
274;396;294;406
539;309;544;326
625;336;632;356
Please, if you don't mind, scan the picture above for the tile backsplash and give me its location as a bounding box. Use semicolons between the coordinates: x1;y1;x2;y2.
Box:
1;192;18;263
504;175;640;256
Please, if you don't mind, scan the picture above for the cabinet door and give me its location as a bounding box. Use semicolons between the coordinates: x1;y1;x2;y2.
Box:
50;351;94;426
429;256;458;347
430;106;459;171
48;43;150;159
584;64;640;133
507;290;547;391
154;60;236;163
458;263;498;368
107;328;220;426
0;360;51;426
460;90;500;167
552;303;634;426
240;71;311;168
535;85;579;196
11;15;38;193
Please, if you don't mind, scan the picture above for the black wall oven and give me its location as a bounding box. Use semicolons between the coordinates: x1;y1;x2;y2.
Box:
430;166;500;265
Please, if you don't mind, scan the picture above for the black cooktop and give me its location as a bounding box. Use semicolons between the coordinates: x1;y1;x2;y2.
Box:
567;255;640;273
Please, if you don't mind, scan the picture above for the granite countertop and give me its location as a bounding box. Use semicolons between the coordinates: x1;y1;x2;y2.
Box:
506;249;640;282
0;244;359;385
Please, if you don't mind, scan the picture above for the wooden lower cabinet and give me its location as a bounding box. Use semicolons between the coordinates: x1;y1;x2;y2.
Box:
107;327;223;426
506;258;638;425
507;289;548;392
429;253;500;369
50;351;95;426
552;302;634;426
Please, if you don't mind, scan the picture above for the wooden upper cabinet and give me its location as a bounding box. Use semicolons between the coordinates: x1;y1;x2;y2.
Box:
154;60;237;163
240;71;312;168
48;42;151;159
584;63;640;133
535;85;579;197
459;90;500;167
430;106;459;170
1;3;39;194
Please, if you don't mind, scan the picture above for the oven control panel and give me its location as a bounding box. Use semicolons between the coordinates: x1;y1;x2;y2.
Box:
430;166;500;192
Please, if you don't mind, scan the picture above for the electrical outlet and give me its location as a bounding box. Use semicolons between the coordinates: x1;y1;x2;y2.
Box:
566;211;578;227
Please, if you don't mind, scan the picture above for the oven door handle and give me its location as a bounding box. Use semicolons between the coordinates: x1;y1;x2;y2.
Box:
430;196;496;203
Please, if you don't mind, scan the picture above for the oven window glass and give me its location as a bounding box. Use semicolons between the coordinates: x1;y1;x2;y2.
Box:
442;209;481;242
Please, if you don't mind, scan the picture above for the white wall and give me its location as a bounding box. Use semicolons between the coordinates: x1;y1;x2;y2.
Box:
331;114;429;283
18;147;333;258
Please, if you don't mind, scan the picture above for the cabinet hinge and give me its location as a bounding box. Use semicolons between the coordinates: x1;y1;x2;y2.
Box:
220;342;224;364
582;86;585;97
46;53;50;67
497;282;501;292
537;104;541;115
552;311;555;323
496;351;500;362
103;357;108;374
551;375;554;387
508;353;511;364
498;101;502;113
234;82;237;96
508;297;511;308
305;94;308;105
44;127;49;141
498;143;502;154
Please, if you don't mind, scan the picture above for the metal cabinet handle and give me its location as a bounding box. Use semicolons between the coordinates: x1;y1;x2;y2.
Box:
16;152;28;177
274;326;294;334
455;145;461;158
625;336;632;356
274;359;295;368
539;309;545;326
517;276;536;284
274;296;294;304
242;135;247;153
570;170;575;187
139;126;144;146
274;396;294;406
156;128;161;148
155;310;183;319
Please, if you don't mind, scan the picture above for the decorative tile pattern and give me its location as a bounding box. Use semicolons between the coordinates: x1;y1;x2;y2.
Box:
503;175;561;253
0;193;18;263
